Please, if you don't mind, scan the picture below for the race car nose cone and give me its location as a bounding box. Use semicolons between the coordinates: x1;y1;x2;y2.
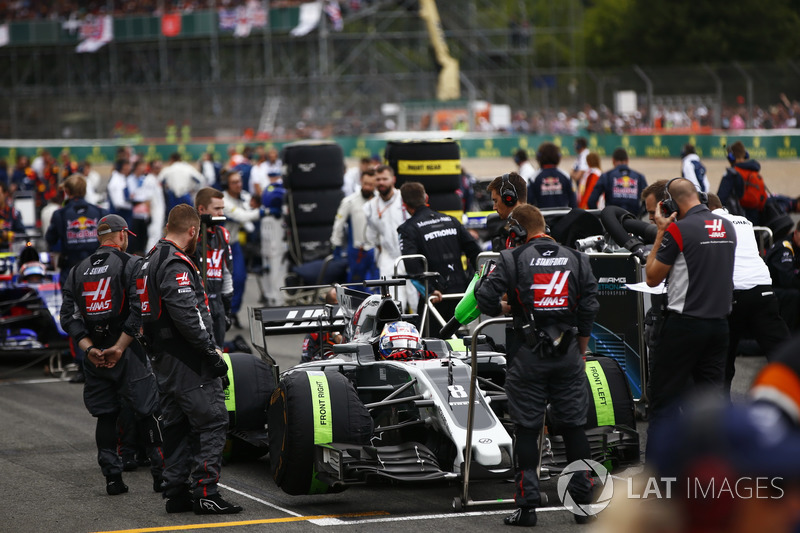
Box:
472;441;502;466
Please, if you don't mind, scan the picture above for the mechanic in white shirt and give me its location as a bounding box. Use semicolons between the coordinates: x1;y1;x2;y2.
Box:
570;136;589;188
707;192;789;396
107;158;132;222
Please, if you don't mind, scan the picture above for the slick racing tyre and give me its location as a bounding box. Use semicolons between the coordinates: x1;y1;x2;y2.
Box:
427;192;463;213
290;190;344;226
269;370;373;495
385;140;462;193
293;225;334;263
222;352;275;462
582;355;635;430
283;141;345;190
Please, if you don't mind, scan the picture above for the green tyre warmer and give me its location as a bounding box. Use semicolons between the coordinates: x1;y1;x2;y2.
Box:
583;355;636;430
268;370;373;496
222;352;276;462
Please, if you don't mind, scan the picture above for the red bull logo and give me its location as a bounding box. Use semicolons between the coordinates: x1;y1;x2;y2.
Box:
67;216;98;241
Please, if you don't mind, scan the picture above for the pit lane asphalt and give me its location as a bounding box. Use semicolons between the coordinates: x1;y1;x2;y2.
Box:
0;276;766;533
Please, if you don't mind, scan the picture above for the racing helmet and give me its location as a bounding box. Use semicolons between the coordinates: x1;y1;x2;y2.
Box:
378;321;421;359
19;261;46;283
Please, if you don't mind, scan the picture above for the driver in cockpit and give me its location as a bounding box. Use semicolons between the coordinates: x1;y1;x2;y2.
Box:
377;321;438;361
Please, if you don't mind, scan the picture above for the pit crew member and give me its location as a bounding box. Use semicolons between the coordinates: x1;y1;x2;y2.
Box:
59;214;162;496
475;204;599;527
139;204;242;515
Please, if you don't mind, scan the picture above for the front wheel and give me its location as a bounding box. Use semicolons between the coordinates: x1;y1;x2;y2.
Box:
268;370;373;495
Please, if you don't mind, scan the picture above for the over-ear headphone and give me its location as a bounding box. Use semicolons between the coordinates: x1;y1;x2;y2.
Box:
663;177;708;217
500;173;518;207
506;215;527;247
725;145;750;164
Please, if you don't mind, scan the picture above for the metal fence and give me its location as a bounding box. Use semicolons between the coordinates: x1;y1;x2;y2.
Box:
2;5;799;140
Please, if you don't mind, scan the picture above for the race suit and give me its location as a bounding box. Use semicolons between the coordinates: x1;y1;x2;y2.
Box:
476;236;599;508
60;243;161;479
192;224;233;346
139;239;229;499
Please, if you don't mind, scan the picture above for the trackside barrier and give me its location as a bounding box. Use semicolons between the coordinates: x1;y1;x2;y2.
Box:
455;316;516;511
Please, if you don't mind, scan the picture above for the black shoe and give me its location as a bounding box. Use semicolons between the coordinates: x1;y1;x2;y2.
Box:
153;474;165;493
194;493;243;515
122;457;138;472
504;507;537;527
69;371;85;384
165;493;194;513
106;475;129;496
574;514;597;525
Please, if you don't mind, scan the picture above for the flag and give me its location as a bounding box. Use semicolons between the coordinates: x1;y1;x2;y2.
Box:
76;15;113;53
290;0;322;37
324;0;343;32
0;23;8;47
234;5;252;38
219;8;236;31
161;13;182;37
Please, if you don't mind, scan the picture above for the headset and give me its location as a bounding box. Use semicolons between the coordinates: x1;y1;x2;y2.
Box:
662;177;708;217
505;215;527;247
500;173;518;207
725;144;750;164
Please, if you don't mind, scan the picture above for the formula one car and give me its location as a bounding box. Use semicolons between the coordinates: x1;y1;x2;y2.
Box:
250;278;639;497
0;244;70;370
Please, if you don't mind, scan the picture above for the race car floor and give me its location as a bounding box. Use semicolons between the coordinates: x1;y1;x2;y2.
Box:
0;275;768;533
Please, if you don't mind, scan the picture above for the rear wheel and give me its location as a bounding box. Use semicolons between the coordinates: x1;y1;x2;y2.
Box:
269;370;373;495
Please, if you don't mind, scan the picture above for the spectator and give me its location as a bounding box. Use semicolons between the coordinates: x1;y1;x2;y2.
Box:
587;148;647;215
527;142;576;209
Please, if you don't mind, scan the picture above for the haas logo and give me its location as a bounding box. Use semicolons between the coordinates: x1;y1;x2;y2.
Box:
705;219;727;238
206;249;224;279
176;272;191;287
82;277;112;313
531;271;570;308
136;277;150;313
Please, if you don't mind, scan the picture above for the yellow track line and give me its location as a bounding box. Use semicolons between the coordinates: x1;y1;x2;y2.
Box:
92;511;390;533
